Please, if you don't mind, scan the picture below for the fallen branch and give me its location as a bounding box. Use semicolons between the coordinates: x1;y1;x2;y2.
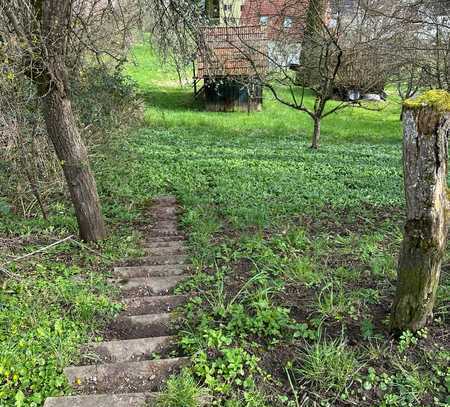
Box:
68;237;108;260
2;235;75;266
0;266;21;280
0;234;109;280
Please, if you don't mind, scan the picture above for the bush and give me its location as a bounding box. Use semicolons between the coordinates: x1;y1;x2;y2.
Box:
71;66;142;136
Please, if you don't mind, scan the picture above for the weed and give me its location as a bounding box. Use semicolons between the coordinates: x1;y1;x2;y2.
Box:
316;282;359;321
284;257;322;287
296;337;360;395
157;369;207;407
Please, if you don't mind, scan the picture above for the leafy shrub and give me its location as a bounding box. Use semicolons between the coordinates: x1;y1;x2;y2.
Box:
72;66;142;135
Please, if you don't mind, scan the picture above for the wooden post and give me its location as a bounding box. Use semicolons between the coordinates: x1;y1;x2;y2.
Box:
391;90;450;332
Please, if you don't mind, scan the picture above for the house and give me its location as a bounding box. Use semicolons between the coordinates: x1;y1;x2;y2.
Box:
195;25;268;112
205;0;245;25
240;0;311;67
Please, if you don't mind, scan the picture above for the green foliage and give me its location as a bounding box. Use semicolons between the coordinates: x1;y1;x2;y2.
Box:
72;66;141;132
157;369;206;407
193;347;259;394
362;361;436;407
0;263;120;406
297;337;359;395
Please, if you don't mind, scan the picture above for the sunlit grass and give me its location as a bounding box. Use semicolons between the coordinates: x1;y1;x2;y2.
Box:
126;43;403;146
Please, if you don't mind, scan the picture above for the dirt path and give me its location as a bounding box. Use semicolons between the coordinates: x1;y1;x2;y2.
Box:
44;196;191;407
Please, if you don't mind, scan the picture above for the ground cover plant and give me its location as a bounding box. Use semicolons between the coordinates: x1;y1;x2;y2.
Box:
0;67;145;406
0;42;448;406
122;45;448;406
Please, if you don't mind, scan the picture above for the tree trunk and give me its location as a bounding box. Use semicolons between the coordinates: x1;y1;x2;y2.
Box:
35;0;106;241
38;76;106;241
311;117;321;149
391;105;449;332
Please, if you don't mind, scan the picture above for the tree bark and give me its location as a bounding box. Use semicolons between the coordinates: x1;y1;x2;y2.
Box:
311;117;321;149
391;107;449;332
37;76;106;241
35;0;106;241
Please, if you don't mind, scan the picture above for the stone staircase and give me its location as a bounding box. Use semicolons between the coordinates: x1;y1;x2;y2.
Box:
44;196;191;407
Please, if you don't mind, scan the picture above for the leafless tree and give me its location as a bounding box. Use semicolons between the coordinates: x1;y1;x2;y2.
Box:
144;0;411;148
0;0;140;241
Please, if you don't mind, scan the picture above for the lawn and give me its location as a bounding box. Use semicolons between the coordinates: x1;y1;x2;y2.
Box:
119;45;448;406
0;42;448;407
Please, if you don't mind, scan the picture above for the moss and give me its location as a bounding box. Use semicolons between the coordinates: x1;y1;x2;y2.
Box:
404;90;450;113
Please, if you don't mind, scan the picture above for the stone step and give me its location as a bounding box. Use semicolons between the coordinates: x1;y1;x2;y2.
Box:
146;236;186;243
134;254;189;266
113;264;188;279
152;206;178;218
152;196;177;206
108;313;175;339
122;295;188;316
148;230;185;238
64;357;189;394
143;245;186;256
151;220;179;229
44;393;158;407
142;241;186;249
119;275;191;297
81;336;175;364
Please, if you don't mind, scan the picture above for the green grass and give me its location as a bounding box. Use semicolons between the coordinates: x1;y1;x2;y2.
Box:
121;44;448;406
296;337;360;395
127;44;403;146
1;42;448;407
157;369;206;407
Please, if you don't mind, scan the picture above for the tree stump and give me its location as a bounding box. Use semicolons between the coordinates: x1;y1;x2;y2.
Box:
391;90;450;333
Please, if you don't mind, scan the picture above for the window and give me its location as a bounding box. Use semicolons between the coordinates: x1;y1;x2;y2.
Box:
223;4;232;11
260;15;269;25
283;16;293;28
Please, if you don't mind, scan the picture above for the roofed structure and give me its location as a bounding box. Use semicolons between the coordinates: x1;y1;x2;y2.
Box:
195;25;269;112
196;25;268;78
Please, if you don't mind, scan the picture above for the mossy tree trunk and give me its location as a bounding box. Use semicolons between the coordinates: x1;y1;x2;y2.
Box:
391;106;450;332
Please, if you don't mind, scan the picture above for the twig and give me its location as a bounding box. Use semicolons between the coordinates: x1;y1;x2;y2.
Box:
68;237;109;260
2;235;75;266
0;266;21;280
0;234;109;280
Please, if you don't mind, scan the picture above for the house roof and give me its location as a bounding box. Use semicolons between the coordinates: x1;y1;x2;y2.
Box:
196;25;268;78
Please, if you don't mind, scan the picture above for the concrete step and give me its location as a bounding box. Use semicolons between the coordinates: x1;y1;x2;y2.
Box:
152;196;177;206
64;357;189;394
122;295;188;316
108;313;175;339
151;220;179;229
134;254;189;266
113;264;188;279
146;236;186;243
148;230;185;238
151;206;178;218
143;245;186;256
81;336;175;364
142;240;186;249
119;275;191;297
44;393;158;407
